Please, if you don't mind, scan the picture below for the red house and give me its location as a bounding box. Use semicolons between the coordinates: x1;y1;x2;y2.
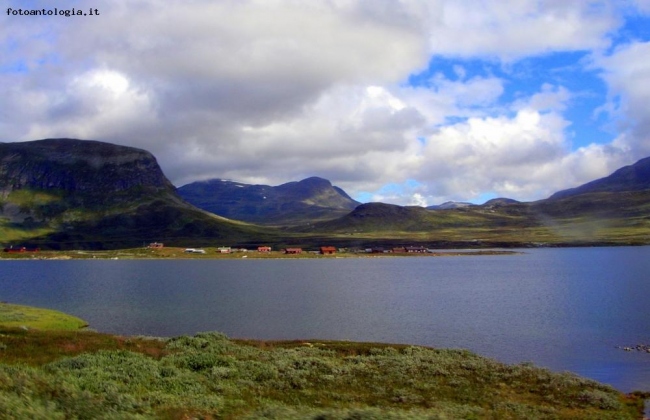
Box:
320;246;337;255
3;246;39;253
283;248;302;254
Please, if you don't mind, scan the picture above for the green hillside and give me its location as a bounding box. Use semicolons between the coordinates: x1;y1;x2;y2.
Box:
295;195;650;247
0;139;280;249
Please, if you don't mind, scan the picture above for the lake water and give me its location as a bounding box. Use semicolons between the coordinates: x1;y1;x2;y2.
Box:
1;247;649;393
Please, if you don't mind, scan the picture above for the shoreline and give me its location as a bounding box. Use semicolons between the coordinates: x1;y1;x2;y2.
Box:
0;247;522;260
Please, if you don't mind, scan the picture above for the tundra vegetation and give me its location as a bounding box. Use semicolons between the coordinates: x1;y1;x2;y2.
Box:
0;303;87;331
0;319;645;418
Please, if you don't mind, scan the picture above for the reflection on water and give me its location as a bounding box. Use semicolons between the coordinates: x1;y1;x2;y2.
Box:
0;246;649;392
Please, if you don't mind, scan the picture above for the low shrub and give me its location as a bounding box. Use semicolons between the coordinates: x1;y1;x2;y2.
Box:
0;330;643;419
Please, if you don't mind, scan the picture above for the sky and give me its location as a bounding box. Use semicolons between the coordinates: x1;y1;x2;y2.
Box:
2;0;650;206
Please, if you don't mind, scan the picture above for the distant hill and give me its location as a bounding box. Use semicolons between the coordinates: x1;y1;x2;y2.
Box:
550;156;650;199
296;201;530;235
427;201;475;210
0;139;274;249
296;165;650;246
482;198;520;207
178;176;360;226
317;202;435;232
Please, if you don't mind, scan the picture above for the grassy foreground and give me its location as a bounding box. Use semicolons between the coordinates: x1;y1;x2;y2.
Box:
0;303;87;330
0;326;646;419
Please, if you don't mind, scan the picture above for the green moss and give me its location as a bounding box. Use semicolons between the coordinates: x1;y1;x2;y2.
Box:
0;303;87;331
6;190;63;207
0;221;55;243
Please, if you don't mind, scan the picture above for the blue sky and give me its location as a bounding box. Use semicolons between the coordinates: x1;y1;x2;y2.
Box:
2;1;650;206
408;52;611;144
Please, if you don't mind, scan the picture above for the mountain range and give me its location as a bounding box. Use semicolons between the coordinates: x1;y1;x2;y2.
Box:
290;157;650;246
1;138;649;249
177;177;359;226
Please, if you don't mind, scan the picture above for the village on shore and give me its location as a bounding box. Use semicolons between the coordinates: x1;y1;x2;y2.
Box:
172;242;431;255
1;242;518;259
129;242;517;257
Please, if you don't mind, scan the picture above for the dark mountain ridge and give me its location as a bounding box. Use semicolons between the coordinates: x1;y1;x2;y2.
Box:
550;156;650;199
0;139;173;205
0;139;273;249
483;198;520;207
178;176;359;226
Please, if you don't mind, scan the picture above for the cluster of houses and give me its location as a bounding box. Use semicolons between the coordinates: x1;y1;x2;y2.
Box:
365;246;429;253
148;243;434;255
149;242;334;254
2;246;40;253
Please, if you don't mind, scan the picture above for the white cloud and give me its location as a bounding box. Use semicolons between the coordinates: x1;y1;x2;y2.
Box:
631;0;650;14
168;84;425;188
398;75;505;127
411;193;428;207
1;0;647;206
416;108;570;201
428;1;619;60
594;41;650;156
17;69;157;142
514;84;572;112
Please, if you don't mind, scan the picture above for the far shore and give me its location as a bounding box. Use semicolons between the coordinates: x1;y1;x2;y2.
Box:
0;247;522;260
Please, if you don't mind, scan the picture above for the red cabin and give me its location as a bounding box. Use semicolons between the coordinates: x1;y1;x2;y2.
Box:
320;246;337;255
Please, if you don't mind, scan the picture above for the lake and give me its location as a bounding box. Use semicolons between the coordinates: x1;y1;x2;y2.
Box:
1;246;649;393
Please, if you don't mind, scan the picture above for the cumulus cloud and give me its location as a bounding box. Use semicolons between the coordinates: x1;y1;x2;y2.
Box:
631;0;650;13
416;108;569;201
169;84;425;188
428;0;618;60
1;0;649;205
19;69;158;141
400;74;505;125
594;41;650;156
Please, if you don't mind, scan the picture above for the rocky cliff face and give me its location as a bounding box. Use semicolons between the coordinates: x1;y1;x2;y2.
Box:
0;139;272;249
0;138;174;199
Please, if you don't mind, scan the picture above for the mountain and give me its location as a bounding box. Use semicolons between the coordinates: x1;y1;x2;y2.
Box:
526;156;650;223
313;202;435;232
427;201;475;210
0;139;273;249
0;139;173;204
178;176;360;226
482;198;520;207
549;156;650;199
296;201;533;236
297;161;650;246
